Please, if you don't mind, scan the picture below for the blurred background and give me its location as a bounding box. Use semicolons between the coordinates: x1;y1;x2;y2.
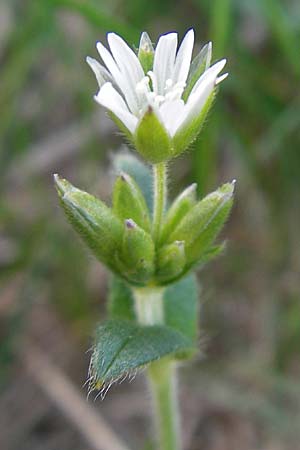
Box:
1;0;300;449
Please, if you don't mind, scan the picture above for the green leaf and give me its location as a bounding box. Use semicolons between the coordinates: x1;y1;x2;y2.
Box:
164;274;199;342
90;320;195;386
108;276;135;321
107;274;199;342
113;152;153;214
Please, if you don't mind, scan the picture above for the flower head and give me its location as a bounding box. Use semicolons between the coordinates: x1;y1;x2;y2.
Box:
87;29;227;163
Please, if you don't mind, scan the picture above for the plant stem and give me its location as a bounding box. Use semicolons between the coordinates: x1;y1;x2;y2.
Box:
133;286;165;326
133;287;181;450
152;162;167;243
148;359;180;450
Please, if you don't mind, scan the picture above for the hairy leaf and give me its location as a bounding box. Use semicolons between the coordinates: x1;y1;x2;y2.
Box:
90;320;195;386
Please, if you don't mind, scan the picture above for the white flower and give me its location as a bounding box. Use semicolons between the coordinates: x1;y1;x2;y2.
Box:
87;29;227;162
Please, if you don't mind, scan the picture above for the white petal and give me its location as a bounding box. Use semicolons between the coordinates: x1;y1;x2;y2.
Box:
107;33;145;114
96;41;123;87
216;72;228;84
175;75;216;135
108;33;144;82
190;59;227;96
159;99;185;136
153;32;178;95
95;82;138;133
173;29;194;85
86;56;111;88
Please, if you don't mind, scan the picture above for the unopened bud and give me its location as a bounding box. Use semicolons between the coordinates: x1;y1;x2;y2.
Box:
169;182;235;266
118;219;155;284
156;241;186;283
113;172;151;232
161;183;197;244
54;174;123;271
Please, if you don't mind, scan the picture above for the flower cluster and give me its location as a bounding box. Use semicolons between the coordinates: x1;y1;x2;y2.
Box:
87;29;227;163
54;172;234;286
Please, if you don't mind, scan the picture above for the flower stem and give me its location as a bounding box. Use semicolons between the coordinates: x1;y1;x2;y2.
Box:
152;162;167;243
132;287;181;450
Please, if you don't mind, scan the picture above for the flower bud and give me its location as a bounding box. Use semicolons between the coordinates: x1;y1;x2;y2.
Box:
54;174;123;271
134;107;173;163
119;219;155;284
160;183;197;244
168;181;235;266
156;241;186;283
113;172;151;232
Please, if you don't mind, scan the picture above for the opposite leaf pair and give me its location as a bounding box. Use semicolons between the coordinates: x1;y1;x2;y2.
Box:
89;273;199;392
54;158;234;287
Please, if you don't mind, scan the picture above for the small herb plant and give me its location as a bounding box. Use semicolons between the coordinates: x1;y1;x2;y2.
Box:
54;29;234;450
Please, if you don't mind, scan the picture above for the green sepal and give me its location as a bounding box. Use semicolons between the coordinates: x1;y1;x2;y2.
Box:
113;152;153;214
169;182;234;266
173;90;216;157
156;241;186;283
109;111;132;140
113;172;151;232
134;107;172;163
183;42;212;101
160;183;197;244
138;32;154;74
89;319;195;389
118;219;155;284
54;175;123;272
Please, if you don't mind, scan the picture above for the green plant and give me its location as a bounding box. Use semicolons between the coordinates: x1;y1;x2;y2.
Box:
55;29;234;450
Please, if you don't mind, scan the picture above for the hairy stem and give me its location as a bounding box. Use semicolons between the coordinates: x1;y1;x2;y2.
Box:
152;162;167;243
148;359;180;450
132;287;181;450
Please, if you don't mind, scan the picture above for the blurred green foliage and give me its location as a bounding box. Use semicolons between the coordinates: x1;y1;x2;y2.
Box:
1;0;300;414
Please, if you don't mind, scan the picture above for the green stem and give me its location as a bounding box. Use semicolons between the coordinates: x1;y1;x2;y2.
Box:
152;162;167;242
132;287;181;450
148;359;180;450
133;286;165;326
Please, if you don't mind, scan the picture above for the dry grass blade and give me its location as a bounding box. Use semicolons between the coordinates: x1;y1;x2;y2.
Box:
23;345;132;450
